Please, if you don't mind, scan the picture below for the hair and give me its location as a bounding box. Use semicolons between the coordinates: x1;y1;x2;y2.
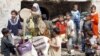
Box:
1;28;9;35
73;4;78;8
66;12;71;16
91;5;96;10
59;14;63;18
53;27;60;35
11;10;18;15
85;38;91;47
85;13;90;17
50;31;56;39
50;27;60;39
87;31;93;37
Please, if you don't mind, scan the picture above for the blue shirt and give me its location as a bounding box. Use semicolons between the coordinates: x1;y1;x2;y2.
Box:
71;10;80;22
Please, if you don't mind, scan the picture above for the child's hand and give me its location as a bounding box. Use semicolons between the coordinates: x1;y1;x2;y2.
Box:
15;44;19;47
79;32;84;36
18;29;22;35
92;44;98;49
65;20;67;24
48;39;51;44
91;19;94;21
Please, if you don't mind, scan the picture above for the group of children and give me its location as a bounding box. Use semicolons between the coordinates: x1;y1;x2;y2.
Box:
52;4;99;56
0;3;100;56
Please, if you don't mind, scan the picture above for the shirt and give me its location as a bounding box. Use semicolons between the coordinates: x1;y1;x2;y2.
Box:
1;36;15;54
56;21;66;34
67;19;75;36
7;18;22;35
71;10;80;22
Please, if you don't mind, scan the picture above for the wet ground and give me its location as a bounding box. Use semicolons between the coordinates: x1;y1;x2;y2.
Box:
0;49;100;56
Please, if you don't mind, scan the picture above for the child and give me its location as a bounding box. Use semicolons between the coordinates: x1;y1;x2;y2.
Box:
82;14;92;37
88;32;97;48
65;13;76;51
71;4;80;38
7;10;22;36
56;15;67;42
81;14;92;52
48;28;61;56
85;31;97;56
1;28;16;56
90;5;99;38
85;40;94;56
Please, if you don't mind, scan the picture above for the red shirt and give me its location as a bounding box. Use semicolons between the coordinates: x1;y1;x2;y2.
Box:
90;12;98;38
56;21;67;34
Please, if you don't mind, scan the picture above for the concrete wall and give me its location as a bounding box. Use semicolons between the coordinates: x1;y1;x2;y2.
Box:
92;0;100;13
0;0;91;31
0;0;22;33
0;0;98;32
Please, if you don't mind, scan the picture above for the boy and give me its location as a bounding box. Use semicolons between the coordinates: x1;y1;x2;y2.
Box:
1;28;16;56
71;4;80;38
65;13;76;51
81;14;92;52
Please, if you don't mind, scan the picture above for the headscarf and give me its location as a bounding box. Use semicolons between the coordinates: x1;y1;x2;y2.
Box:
33;3;41;15
32;3;47;35
9;15;19;25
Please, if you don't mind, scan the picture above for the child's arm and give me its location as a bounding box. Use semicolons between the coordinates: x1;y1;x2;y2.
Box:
3;39;15;48
18;19;22;29
50;43;59;48
49;41;59;51
49;39;58;48
50;43;60;52
7;20;11;32
50;38;61;52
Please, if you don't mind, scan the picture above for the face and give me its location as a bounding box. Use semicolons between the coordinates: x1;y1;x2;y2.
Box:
5;32;10;37
91;8;96;13
59;16;64;21
74;5;78;10
11;12;17;19
66;14;71;20
32;7;37;12
86;15;90;20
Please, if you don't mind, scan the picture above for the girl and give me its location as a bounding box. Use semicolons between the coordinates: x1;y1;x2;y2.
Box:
48;28;61;56
56;15;67;42
90;5;99;38
7;10;22;36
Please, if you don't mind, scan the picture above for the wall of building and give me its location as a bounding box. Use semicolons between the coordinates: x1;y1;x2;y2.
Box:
0;0;22;33
92;0;100;13
0;0;98;32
